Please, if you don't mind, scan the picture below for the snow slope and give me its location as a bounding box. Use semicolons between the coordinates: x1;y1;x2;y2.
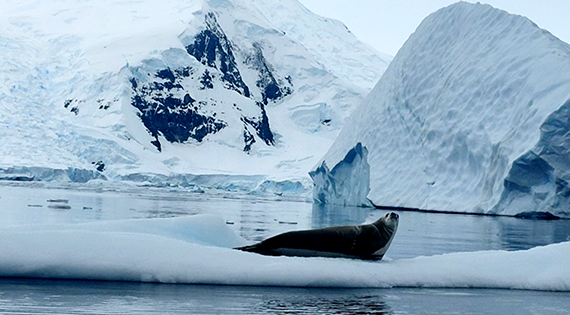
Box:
1;214;569;291
248;0;390;91
316;2;570;217
0;0;389;191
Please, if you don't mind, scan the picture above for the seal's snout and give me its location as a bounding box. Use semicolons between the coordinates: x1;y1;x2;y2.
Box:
389;212;399;220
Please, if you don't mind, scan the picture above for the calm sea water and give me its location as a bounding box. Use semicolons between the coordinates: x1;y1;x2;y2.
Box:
1;184;570;314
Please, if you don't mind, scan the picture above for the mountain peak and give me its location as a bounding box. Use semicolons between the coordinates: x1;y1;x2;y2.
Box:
0;0;390;186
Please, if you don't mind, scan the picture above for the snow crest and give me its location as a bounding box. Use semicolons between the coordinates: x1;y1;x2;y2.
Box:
318;2;570;218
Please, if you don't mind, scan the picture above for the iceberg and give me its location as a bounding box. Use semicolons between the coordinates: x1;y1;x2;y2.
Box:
316;2;570;218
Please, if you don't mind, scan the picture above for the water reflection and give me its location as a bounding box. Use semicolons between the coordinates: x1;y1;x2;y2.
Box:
260;293;392;315
2;184;570;260
364;209;570;259
497;217;570;250
0;279;393;315
310;203;570;259
1;279;569;315
238;203;373;242
311;203;371;228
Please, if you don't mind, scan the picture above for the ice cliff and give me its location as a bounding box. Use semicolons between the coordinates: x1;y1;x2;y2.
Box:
309;143;371;207
316;2;570;217
0;0;389;190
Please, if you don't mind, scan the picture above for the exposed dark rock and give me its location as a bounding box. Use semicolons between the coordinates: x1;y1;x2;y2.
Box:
243;127;255;152
256;104;274;145
128;11;282;153
200;70;214;89
130;68;227;151
246;43;292;104
174;67;192;77
64;99;81;115
150;68;183;91
151;139;162;152
129;77;138;89
97;99;111;110
186;13;250;97
156;68;176;83
65;97;113;112
92;161;105;172
242;102;274;146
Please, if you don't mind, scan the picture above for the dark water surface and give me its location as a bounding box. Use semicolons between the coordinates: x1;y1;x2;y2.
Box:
1;279;569;315
1;184;570;314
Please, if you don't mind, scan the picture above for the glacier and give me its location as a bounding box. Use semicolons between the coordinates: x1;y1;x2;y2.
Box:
0;214;569;291
316;2;570;217
0;0;390;192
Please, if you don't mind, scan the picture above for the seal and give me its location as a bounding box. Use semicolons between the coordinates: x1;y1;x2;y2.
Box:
235;211;399;260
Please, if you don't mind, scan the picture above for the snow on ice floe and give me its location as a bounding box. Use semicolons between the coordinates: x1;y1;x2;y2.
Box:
1;215;569;291
316;2;570;218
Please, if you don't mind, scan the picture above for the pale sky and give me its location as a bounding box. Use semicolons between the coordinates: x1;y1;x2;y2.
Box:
299;0;570;56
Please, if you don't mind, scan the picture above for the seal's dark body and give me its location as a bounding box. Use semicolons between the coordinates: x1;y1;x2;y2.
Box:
236;215;397;260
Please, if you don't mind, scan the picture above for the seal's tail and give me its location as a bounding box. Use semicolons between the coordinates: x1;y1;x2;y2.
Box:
234;244;259;252
234;243;281;256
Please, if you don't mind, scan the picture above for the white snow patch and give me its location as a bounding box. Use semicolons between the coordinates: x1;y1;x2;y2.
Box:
247;0;391;90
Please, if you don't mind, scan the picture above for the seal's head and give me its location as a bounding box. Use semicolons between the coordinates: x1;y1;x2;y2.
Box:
379;211;399;231
369;211;399;259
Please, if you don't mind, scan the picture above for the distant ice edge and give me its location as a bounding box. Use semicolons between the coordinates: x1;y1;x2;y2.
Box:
0;166;311;199
309;142;371;207
0;166;106;183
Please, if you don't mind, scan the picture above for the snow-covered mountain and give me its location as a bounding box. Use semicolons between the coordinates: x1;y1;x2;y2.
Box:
314;2;570;218
0;0;390;193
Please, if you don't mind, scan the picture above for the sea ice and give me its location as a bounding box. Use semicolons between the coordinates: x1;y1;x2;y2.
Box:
0;214;568;291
